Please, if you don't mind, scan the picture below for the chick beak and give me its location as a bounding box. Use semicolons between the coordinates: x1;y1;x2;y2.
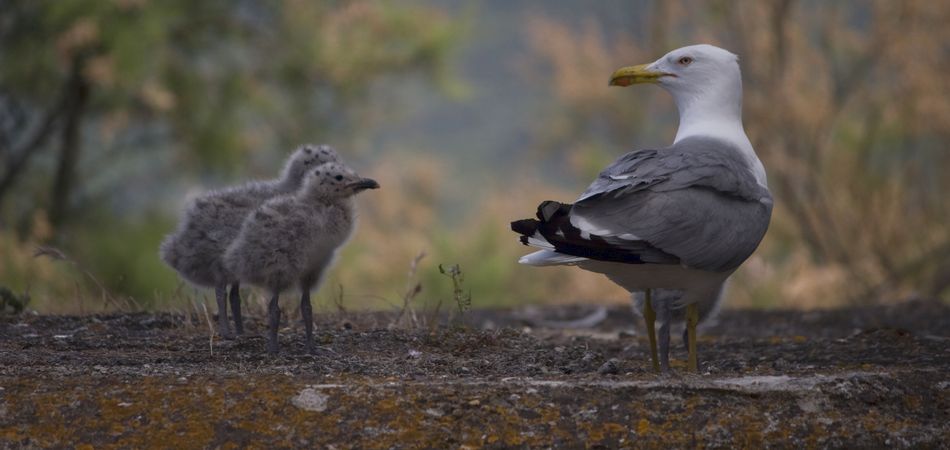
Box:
347;178;380;191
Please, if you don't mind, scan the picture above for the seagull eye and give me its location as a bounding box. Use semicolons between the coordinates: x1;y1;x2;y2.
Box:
677;56;693;66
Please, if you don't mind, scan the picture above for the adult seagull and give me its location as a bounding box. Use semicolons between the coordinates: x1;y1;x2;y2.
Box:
511;44;772;373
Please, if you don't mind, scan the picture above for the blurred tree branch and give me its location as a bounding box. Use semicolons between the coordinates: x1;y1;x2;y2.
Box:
50;53;92;228
0;1;458;234
0;78;74;203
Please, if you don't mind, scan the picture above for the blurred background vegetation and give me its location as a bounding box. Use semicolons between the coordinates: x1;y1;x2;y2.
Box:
1;0;947;314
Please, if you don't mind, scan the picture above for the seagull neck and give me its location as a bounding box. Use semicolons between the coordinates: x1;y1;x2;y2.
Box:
672;88;745;146
671;89;768;187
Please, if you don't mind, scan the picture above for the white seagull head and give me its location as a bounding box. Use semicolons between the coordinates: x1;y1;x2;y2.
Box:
648;45;739;101
609;44;766;186
609;44;742;118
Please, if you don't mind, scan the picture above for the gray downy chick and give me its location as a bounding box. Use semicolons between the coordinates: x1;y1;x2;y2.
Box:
224;161;379;354
159;144;340;338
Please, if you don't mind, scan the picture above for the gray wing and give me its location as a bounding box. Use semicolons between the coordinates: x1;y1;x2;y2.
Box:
571;137;773;273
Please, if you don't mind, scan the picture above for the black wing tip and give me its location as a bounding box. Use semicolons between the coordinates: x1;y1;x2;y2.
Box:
512;199;571;236
510;218;539;236
537;200;571;221
511;199;678;265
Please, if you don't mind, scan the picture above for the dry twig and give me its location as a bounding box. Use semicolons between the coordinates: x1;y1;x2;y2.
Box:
390;252;426;329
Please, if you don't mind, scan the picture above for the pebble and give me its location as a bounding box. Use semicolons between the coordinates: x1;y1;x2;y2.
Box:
292;388;329;412
598;358;621;375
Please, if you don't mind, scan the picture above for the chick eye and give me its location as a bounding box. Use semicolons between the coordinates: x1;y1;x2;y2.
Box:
677;56;693;66
334;175;343;181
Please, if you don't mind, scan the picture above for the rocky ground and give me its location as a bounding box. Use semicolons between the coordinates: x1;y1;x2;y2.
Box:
1;300;948;448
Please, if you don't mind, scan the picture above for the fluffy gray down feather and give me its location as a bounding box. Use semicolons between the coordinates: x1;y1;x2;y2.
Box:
159;144;340;287
223;162;361;295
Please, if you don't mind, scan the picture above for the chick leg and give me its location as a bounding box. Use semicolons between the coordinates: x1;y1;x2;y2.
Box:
300;290;314;354
267;292;280;355
686;303;699;373
682;327;689;352
642;290;660;373
229;282;243;335
657;299;672;373
214;285;233;339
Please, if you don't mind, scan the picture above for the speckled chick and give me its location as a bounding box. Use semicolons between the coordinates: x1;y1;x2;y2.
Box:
159;144;340;338
224;161;379;354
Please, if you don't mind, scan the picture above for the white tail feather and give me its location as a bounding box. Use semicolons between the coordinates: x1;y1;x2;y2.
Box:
518;250;587;266
526;234;554;250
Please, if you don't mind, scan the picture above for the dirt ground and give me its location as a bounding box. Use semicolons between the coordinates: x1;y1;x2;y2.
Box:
1;299;948;448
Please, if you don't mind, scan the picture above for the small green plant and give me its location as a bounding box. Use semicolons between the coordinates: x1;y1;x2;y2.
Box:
439;263;471;321
0;286;30;315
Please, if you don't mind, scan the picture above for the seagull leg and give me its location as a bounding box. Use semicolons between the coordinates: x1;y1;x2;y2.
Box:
229;282;243;336
267;292;280;355
300;290;314;354
214;285;233;339
686;303;699;373
642;290;660;373
657;300;672;373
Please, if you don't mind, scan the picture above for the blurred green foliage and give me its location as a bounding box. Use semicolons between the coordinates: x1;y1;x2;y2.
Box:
0;0;462;310
1;0;457;171
0;285;30;315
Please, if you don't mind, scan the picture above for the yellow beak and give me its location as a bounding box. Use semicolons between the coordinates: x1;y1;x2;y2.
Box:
608;63;671;86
